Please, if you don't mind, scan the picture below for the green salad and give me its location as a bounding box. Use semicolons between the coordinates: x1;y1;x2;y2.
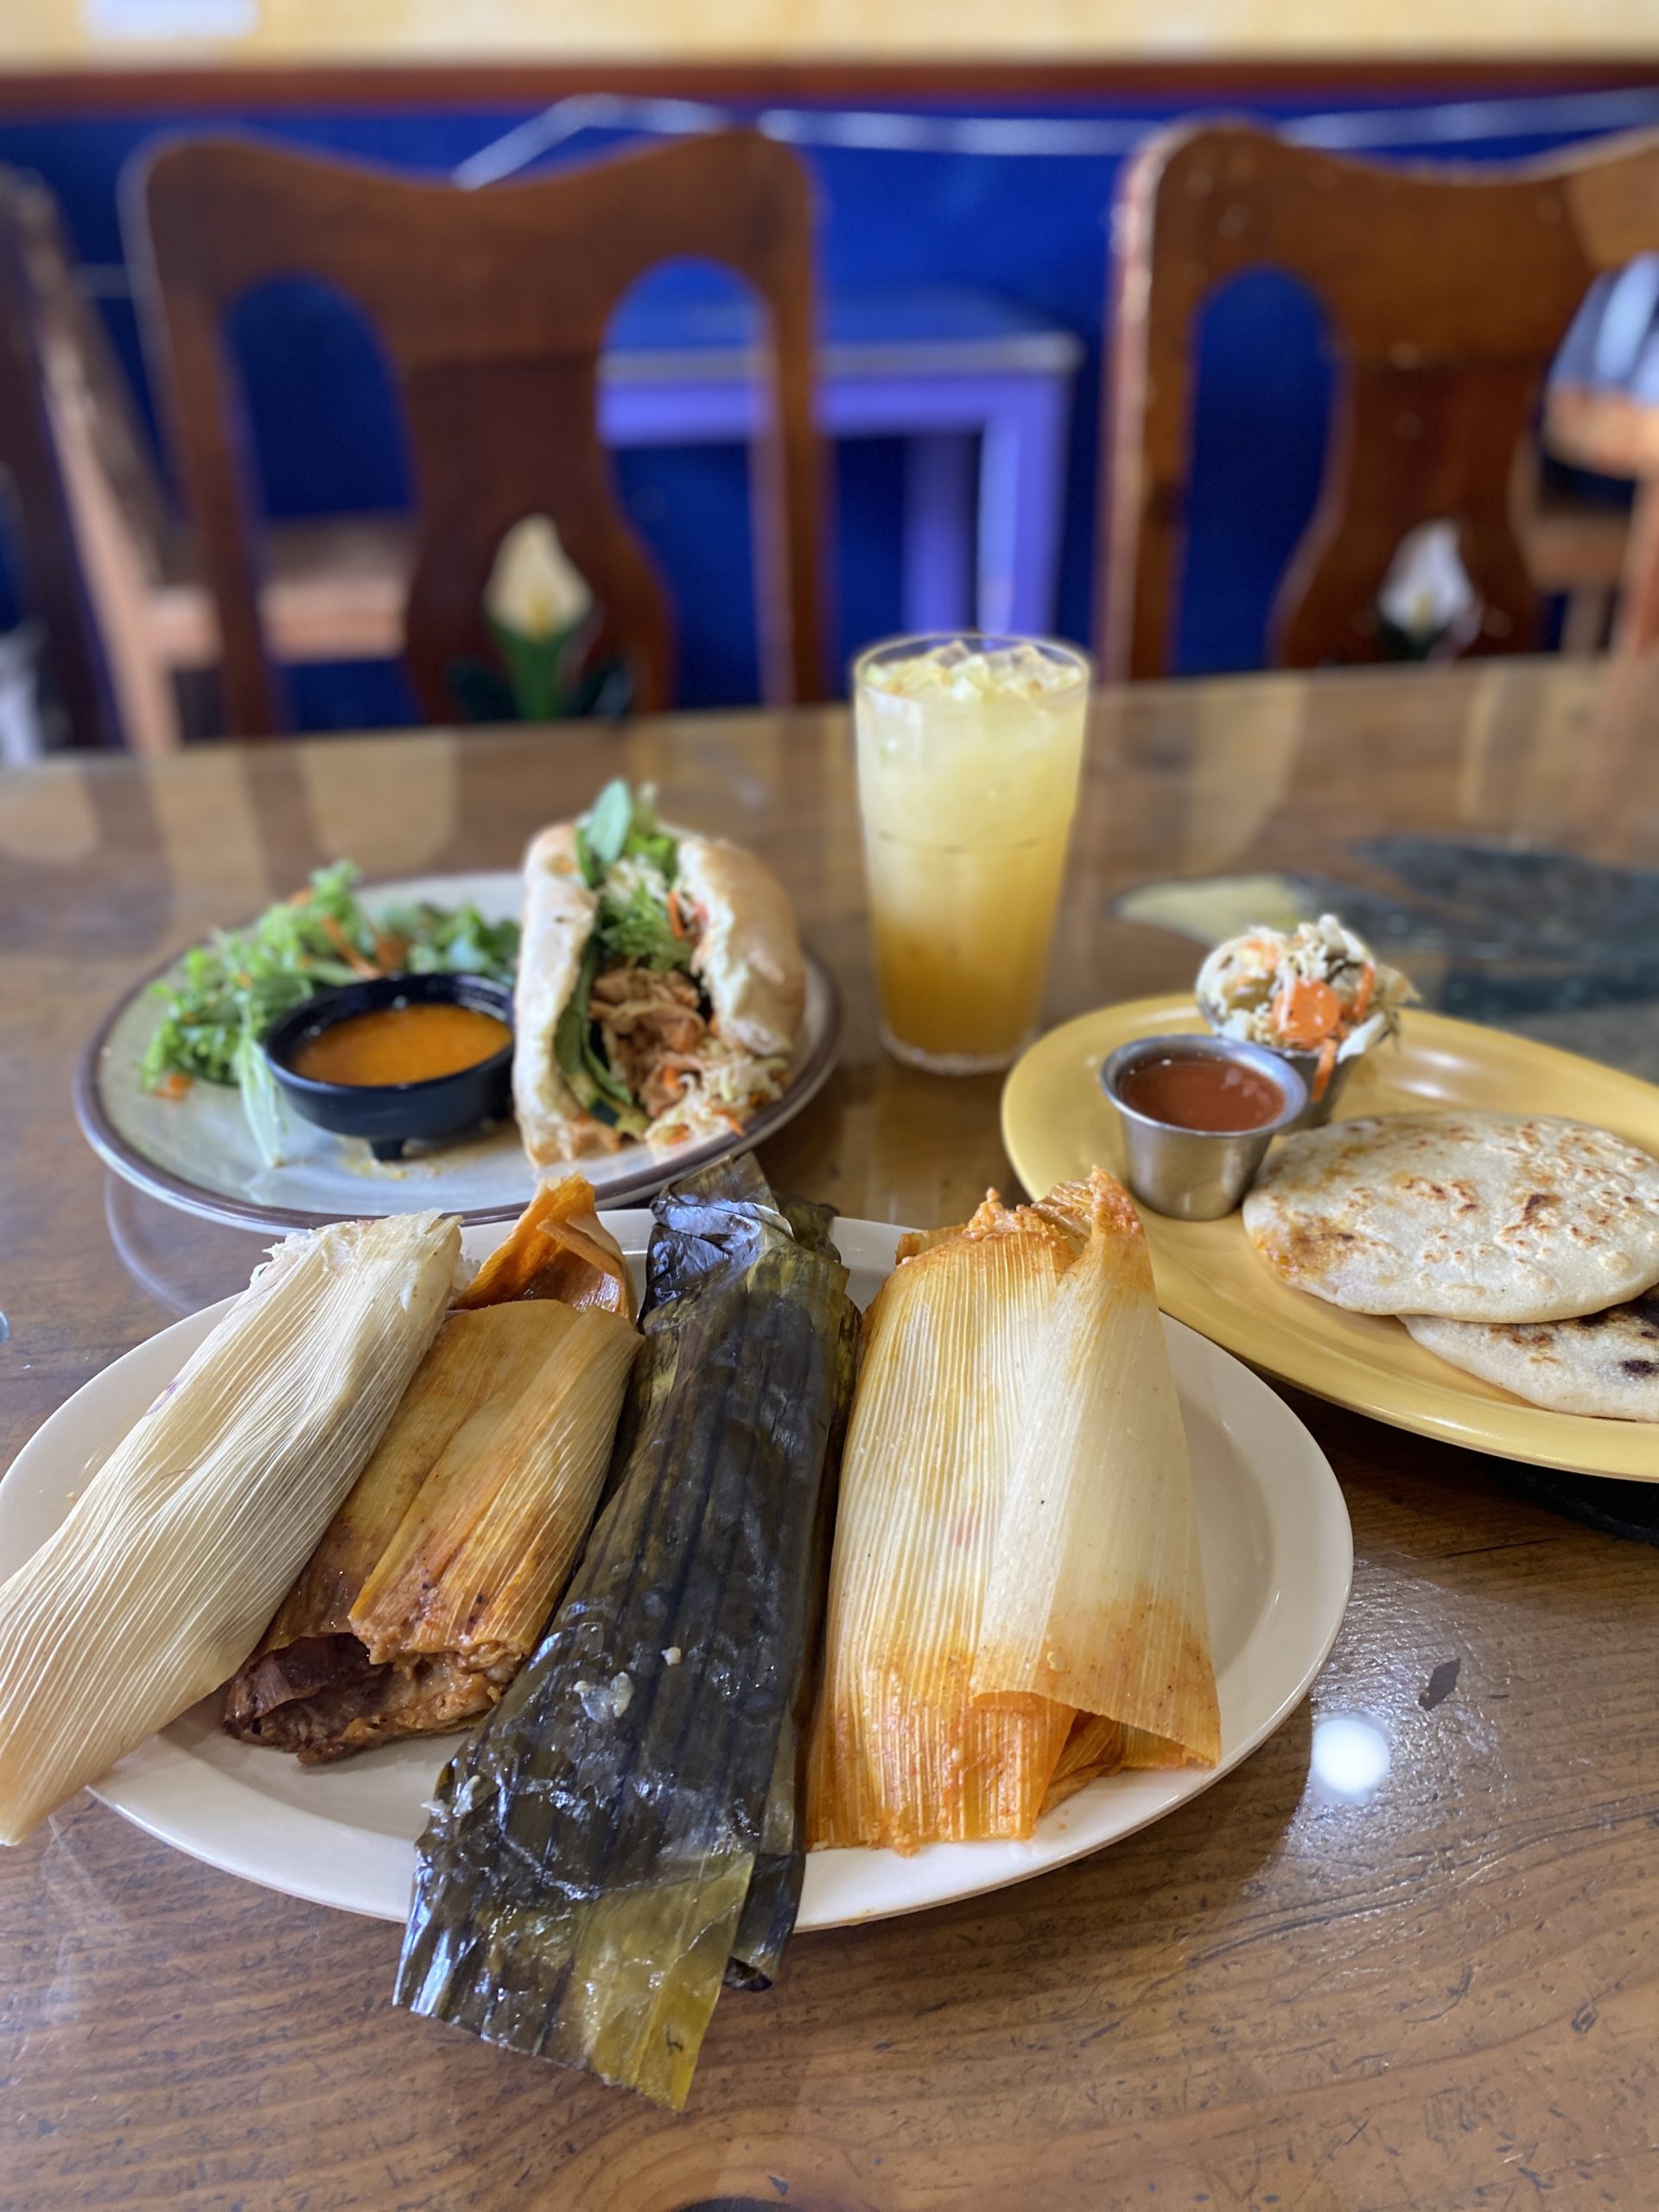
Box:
142;861;519;1166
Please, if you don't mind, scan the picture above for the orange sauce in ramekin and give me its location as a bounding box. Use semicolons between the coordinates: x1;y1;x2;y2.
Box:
289;1003;511;1088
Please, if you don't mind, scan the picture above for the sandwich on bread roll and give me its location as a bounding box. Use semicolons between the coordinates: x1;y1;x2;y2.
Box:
513;781;806;1165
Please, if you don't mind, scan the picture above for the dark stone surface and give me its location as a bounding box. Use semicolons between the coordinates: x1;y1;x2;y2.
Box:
1289;836;1659;1083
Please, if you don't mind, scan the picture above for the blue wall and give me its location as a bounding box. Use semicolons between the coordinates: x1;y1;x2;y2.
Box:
1;87;1651;728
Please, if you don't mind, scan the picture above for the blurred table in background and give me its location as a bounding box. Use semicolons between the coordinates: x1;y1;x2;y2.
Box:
3;656;1658;2209
605;286;1080;638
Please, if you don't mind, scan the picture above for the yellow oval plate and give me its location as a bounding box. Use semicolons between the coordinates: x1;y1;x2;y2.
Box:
1002;996;1659;1482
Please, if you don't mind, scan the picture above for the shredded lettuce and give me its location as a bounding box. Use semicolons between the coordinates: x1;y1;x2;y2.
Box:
596;884;694;976
563;784;696;1126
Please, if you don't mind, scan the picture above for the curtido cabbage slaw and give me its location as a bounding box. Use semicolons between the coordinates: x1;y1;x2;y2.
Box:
1196;915;1414;1100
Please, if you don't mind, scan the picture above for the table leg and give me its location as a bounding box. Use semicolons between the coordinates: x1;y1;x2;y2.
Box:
979;378;1072;636
902;431;977;633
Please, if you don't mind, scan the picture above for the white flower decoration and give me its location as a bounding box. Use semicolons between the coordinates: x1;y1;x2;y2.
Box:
485;516;593;641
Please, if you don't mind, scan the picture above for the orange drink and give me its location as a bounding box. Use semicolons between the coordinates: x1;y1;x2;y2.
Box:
854;635;1090;1073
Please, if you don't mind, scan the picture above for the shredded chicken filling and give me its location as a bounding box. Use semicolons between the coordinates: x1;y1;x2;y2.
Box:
586;960;785;1139
588;965;710;1119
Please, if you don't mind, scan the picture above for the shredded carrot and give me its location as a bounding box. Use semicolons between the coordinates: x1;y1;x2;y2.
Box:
373;929;409;971
1311;1035;1339;1101
667;890;687;940
321;912;382;978
1351;962;1375;1022
1271;977;1342;1049
156;1071;192;1101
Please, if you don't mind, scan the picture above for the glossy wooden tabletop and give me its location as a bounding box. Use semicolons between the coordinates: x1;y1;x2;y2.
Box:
3;658;1658;2212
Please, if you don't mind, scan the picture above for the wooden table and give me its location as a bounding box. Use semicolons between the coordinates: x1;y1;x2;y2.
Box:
3;658;1658;2212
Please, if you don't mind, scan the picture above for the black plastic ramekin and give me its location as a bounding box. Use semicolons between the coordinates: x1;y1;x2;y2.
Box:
264;972;514;1161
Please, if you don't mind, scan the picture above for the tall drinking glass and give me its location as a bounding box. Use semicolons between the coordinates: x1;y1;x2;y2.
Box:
854;633;1090;1074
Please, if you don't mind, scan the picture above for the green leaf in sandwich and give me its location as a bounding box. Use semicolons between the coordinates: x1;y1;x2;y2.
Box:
576;779;678;891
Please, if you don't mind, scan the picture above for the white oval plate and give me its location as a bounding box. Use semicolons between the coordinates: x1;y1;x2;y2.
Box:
0;1216;1351;1930
74;871;841;1235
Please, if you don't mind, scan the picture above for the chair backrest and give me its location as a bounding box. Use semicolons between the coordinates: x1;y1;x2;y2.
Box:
125;129;826;735
0;169;126;747
1099;121;1659;681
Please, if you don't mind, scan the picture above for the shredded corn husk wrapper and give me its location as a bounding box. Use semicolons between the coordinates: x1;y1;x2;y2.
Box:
807;1170;1219;1855
351;1304;638;1668
0;1211;461;1844
225;1179;639;1762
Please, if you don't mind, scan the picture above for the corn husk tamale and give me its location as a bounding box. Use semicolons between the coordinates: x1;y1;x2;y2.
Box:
806;1170;1218;1856
395;1154;856;2109
0;1211;460;1845
971;1176;1219;1754
449;1174;635;1313
225;1177;637;1763
1042;1714;1126;1813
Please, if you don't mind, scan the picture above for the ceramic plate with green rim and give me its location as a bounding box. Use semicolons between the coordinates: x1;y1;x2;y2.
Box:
1001;996;1659;1482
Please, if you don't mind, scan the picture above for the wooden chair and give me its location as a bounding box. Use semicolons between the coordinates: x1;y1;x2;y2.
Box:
1099;121;1659;680
124;129;826;737
0;164;413;755
0;170;117;747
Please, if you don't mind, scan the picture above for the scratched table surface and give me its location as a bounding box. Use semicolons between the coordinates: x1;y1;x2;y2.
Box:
3;658;1657;2212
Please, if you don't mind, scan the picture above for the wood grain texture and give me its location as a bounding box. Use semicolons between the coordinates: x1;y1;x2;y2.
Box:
125;130;826;735
3;659;1659;2209
3;60;1659;111
1097;120;1659;678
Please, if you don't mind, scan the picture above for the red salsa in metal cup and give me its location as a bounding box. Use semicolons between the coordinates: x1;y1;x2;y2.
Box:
1116;1050;1286;1135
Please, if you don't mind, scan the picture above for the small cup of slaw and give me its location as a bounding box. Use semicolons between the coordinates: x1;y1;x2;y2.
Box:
1194;914;1414;1129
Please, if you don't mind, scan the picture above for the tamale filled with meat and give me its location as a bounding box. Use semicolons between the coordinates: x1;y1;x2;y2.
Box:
225;1178;637;1763
0;1211;460;1845
807;1170;1218;1857
395;1154;856;2110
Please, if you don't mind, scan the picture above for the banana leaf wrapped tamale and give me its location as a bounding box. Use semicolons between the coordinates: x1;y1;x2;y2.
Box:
727;1234;858;1992
395;1154;856;2109
224;1178;637;1763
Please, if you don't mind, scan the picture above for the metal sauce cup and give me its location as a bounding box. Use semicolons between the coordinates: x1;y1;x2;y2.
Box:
1101;1034;1308;1221
1261;1043;1356;1130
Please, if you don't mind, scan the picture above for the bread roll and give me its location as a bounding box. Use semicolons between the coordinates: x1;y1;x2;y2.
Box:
512;825;608;1168
678;834;806;1056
